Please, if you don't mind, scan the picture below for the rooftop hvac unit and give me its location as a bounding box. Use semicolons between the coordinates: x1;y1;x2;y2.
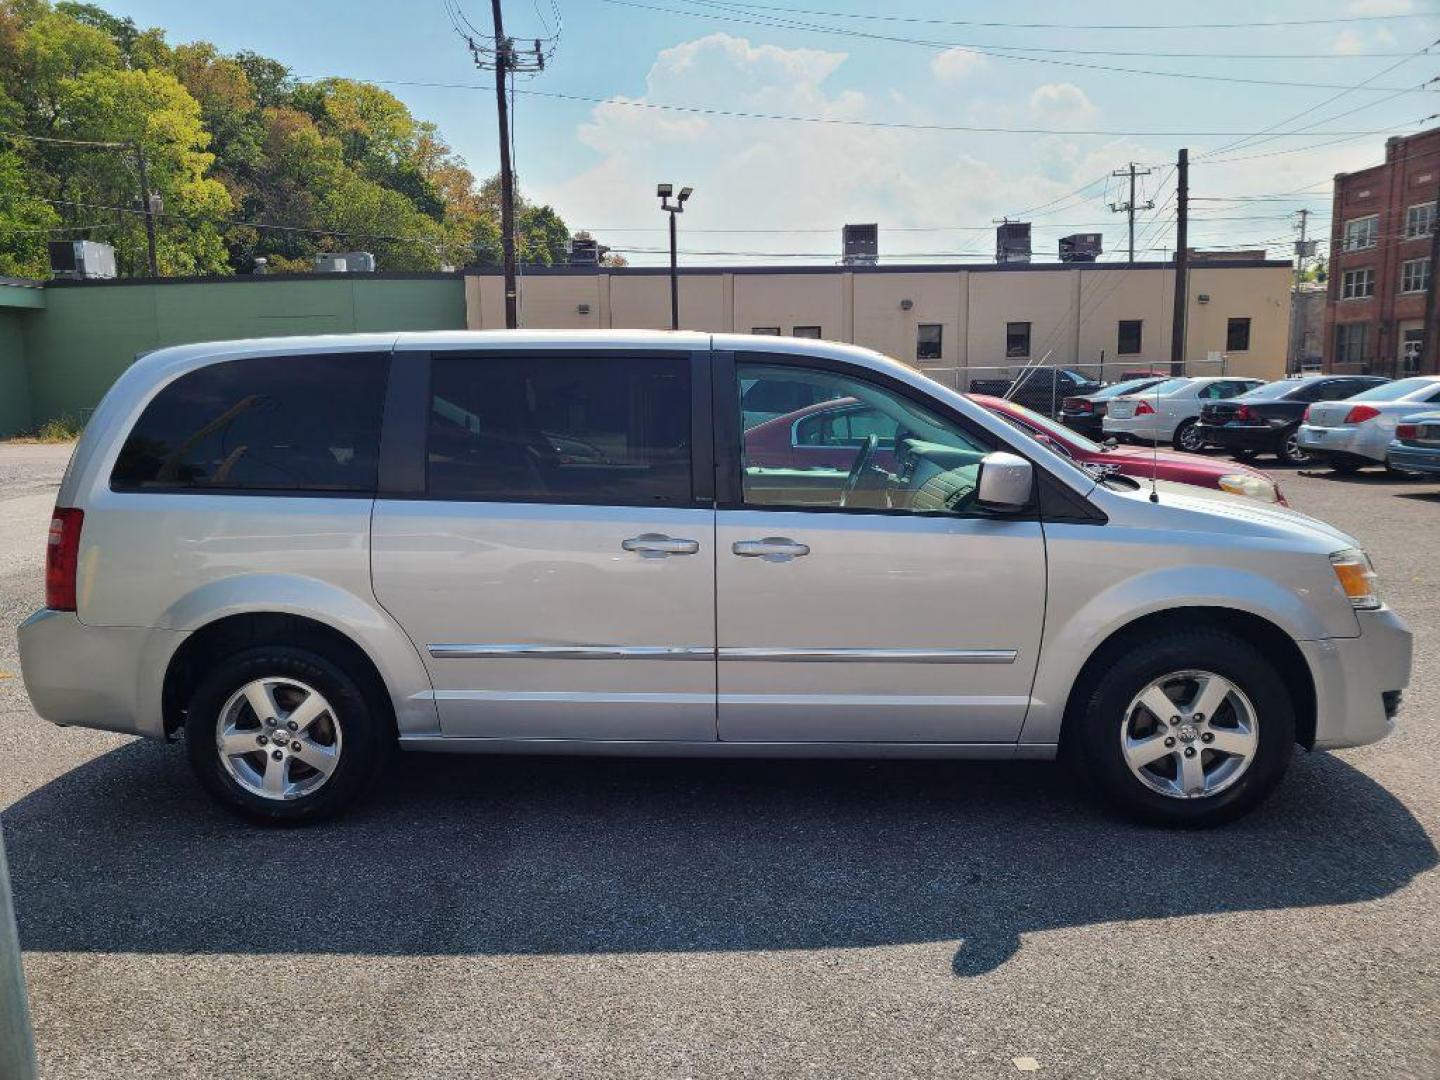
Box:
842;223;878;266
1058;233;1102;262
567;235;611;266
48;240;117;280
996;221;1031;264
313;251;377;274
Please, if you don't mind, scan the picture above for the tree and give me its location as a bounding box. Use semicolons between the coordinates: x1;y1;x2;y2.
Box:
0;146;61;277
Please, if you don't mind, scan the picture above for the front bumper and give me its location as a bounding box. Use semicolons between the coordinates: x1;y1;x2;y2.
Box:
1387;441;1440;476
1300;607;1412;750
1196;423;1282;453
17;609;185;740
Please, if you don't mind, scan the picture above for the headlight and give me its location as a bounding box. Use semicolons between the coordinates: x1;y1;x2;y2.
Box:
1217;473;1280;503
1330;549;1381;610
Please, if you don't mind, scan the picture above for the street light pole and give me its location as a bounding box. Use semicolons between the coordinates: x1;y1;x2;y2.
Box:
658;183;692;331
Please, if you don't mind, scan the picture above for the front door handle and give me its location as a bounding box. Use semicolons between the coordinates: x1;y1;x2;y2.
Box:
622;533;701;557
732;537;811;561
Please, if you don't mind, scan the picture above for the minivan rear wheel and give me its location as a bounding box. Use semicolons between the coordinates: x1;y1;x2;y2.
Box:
1064;630;1295;827
184;646;389;824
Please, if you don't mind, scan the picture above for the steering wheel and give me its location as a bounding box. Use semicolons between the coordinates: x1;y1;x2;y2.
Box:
840;434;881;507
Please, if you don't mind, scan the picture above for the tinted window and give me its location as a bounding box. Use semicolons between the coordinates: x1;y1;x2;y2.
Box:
1117;320;1142;355
1092;378;1162;399
427;354;691;505
111;353;388;493
1226;317;1252;352
794;405;898;449
1138;377;1192;397
1240;380;1307;401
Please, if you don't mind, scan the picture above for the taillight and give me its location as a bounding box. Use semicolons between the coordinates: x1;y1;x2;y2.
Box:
1134;399;1155;415
1062;397;1090;413
1344;404;1380;424
45;507;83;612
1396;423;1418;441
1301;406;1311;422
1234;405;1254;421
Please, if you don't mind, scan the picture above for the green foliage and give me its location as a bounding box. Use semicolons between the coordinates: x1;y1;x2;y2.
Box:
0;0;570;277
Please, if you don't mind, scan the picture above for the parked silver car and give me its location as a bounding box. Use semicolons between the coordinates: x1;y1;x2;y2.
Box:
1103;376;1265;451
1298;375;1440;472
19;332;1411;828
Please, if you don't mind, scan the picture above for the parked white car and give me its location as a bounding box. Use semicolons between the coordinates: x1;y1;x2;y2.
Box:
1103;376;1265;451
1297;376;1440;472
18;332;1411;829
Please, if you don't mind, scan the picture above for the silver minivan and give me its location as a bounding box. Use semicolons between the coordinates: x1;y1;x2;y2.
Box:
19;332;1412;827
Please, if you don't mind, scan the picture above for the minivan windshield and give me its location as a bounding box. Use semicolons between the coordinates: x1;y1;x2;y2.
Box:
1345;377;1438;402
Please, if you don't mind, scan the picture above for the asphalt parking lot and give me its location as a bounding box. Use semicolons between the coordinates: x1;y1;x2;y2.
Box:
0;441;1435;1080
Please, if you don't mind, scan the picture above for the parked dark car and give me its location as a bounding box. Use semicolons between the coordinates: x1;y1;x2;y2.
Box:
1058;376;1170;438
1196;375;1388;466
968;367;1101;418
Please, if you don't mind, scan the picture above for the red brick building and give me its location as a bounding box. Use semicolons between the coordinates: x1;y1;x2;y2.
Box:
1325;127;1440;376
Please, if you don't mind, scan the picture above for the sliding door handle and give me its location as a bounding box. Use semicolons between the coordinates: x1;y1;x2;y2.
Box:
622;533;701;557
732;537;810;560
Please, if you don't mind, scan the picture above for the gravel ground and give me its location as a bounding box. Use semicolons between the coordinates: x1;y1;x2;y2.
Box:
0;442;1435;1080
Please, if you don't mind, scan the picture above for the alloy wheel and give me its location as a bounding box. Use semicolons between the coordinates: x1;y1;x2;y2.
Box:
1283;433;1311;465
1176;422;1203;452
216;677;343;801
1119;669;1258;800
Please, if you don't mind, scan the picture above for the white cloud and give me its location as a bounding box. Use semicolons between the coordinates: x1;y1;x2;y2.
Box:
1331;29;1368;54
1028;83;1099;128
931;48;988;84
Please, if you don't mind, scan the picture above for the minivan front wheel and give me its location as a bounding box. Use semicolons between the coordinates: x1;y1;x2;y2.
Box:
185;646;389;823
1066;630;1295;827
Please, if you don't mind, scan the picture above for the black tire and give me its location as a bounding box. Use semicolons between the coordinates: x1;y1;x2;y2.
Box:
184;645;391;824
1329;459;1363;475
1063;630;1295;828
1276;431;1312;467
1172;419;1204;453
1231;450;1259;463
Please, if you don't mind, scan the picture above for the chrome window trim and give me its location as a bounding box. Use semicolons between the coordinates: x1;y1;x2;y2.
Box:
427;644;1019;664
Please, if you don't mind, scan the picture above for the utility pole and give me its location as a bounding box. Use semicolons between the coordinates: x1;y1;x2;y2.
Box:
1169;148;1189;376
490;0;518;328
1109;162;1153;264
1291;208;1313;373
457;2;548;329
133;143;159;278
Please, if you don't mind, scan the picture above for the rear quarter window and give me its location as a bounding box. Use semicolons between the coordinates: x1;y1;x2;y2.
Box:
110;352;390;493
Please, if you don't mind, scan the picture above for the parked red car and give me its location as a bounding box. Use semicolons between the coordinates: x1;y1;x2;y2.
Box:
743;394;1287;505
973;395;1287;504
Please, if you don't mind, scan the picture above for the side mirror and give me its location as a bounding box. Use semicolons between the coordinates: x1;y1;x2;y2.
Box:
976;451;1033;512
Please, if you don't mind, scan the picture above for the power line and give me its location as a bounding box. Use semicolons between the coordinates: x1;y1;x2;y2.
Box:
599;0;1435;91
664;0;1440;33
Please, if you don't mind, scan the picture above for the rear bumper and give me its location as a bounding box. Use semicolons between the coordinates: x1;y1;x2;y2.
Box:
1297;423;1386;463
17;609;185;740
1059;412;1104;438
1387;442;1440;475
1196;423;1282;452
1300;607;1412;750
1102;415;1171;442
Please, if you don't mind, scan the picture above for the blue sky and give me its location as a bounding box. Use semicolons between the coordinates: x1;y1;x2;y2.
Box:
104;0;1440;264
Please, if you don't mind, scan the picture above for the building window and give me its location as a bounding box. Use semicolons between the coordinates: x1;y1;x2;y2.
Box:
1402;329;1424;374
1117;320;1142;355
1226;317;1251;352
1405;202;1436;239
1005;321;1031;358
1342;215;1379;252
791;325;822;338
1341;267;1375;300
1401;258;1431;294
751;327;781;336
1335;323;1367;365
916;323;943;360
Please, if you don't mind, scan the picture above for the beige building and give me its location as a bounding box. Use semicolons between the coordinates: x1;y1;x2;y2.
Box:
465;260;1294;386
